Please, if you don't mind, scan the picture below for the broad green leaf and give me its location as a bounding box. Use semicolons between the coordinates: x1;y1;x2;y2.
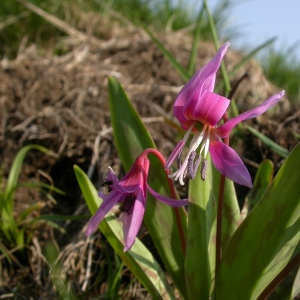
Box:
142;25;190;82
185;156;216;299
267;265;299;300
247;126;289;158
74;165;175;300
292;267;300;299
216;142;300;300
246;160;274;212
108;77;188;298
211;166;240;248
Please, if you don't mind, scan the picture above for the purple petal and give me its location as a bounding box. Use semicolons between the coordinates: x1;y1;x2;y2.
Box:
165;140;185;168
147;183;189;206
183;91;230;126
86;190;124;236
174;43;230;123
121;190;145;251
209;140;252;188
106;166;119;182
113;183;140;194
215;91;285;138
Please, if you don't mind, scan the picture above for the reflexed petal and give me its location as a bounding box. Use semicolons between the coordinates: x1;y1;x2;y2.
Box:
174;43;230;123
147;183;189;206
106;166;119;182
183;91;230;126
86;190;123;236
215;90;285;138
121;191;145;251
209;140;252;188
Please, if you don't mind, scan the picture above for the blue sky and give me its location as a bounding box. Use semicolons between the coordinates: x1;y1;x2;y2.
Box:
188;0;300;59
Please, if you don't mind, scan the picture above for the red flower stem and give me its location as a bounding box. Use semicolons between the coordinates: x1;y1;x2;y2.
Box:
216;112;229;273
257;252;300;300
142;148;186;256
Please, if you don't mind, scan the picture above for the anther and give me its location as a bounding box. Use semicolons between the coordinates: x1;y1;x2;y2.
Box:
201;159;208;181
187;151;201;179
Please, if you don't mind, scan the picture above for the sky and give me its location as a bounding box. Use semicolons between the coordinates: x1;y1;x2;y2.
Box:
188;0;300;59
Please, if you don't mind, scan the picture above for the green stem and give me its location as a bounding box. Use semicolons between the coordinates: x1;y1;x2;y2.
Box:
142;148;186;256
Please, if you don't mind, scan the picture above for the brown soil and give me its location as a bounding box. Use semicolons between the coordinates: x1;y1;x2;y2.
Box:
0;18;299;299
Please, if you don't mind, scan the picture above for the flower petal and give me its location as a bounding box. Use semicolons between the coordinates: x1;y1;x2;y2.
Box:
209;140;252;188
112;183;140;193
215;90;285;138
183;91;230;126
174;43;230;123
147;183;189;206
86;190;123;236
121;190;145;251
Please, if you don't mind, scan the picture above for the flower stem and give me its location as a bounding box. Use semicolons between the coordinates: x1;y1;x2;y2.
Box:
215;112;229;273
142;148;186;256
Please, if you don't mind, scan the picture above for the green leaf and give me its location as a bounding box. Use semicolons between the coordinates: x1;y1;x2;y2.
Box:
185;156;216;299
246;160;274;212
247;126;289;158
74;165;175;300
292;267;300;299
108;77;188;298
142;25;190;82
216;142;300;300
211;167;240;248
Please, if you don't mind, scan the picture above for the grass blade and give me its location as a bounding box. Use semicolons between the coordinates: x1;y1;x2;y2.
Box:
247;126;289;158
187;4;204;77
142;25;190;82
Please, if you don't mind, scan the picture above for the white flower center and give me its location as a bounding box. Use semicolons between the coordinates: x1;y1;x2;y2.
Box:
169;122;211;185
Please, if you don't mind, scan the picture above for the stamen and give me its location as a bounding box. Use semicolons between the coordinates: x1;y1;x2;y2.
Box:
187;151;201;179
177;148;183;169
168;124;208;185
120;193;136;214
201;159;208;181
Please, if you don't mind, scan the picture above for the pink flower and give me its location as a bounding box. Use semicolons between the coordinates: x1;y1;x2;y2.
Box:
166;43;285;188
86;154;188;251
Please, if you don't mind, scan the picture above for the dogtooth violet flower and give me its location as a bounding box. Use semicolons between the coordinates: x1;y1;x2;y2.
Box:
86;149;188;251
165;42;285;188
